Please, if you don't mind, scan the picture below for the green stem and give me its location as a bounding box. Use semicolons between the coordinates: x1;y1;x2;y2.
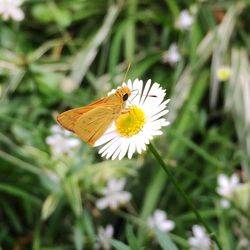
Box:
148;143;222;250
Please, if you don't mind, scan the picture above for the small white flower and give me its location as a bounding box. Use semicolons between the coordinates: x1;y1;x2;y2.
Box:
162;43;181;65
0;0;24;21
97;225;114;250
216;66;231;81
216;173;240;208
220;199;230;208
46;125;80;157
147;209;175;232
94;79;170;160
96;178;131;210
175;10;194;31
188;225;210;250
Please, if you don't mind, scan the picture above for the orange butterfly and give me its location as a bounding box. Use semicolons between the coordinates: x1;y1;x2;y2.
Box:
57;86;131;146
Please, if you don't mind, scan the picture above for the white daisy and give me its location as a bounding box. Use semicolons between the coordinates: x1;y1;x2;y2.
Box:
162;43;181;66
147;209;175;232
0;0;24;21
175;10;194;31
97;224;114;250
46;124;80;157
94;79;170;160
96;178;131;210
188;225;210;250
216;173;240;208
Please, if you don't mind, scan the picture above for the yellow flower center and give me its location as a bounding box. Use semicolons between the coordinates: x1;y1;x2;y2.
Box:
217;67;231;81
115;106;146;137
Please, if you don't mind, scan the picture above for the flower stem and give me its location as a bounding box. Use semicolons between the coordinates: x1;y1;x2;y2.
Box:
148;143;222;250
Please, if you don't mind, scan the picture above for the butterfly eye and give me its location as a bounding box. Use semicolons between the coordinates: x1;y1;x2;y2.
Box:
123;93;129;101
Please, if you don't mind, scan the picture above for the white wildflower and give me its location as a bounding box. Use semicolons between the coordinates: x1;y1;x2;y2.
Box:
162;43;181;65
97;225;114;250
188;225;210;250
0;0;24;21
216;173;240;208
96;178;131;210
175;10;194;31
147;209;175;232
46;125;80;157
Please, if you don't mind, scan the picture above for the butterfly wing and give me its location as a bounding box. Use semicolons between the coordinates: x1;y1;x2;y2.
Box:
74;106;115;145
57;97;107;132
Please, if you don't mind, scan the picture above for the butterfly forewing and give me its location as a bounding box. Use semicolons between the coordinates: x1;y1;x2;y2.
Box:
57;97;107;132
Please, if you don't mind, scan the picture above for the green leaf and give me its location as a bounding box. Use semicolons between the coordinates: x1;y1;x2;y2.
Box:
155;229;179;250
64;177;83;217
68;2;122;91
126;224;140;250
0;183;41;206
109;239;130;250
74;221;84;250
41;193;61;220
82;209;95;243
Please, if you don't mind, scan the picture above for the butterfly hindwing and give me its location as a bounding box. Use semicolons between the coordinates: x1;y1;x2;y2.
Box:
74;106;115;145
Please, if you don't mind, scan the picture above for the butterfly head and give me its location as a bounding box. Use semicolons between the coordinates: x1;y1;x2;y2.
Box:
115;86;131;102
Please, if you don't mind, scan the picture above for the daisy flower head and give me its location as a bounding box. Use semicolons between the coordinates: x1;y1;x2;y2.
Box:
94;79;170;160
0;0;25;21
147;209;175;232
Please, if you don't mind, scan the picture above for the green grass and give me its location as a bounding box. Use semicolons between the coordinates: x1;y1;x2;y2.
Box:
0;0;250;249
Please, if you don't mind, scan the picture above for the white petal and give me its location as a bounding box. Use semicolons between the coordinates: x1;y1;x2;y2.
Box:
51;125;62;133
105;225;114;238
154;210;166;221
110;199;119;210
189;237;200;247
105;139;123;159
140;79;152;105
193;225;205;238
67;138;80;147
118;139;130;160
99;137;119;154
94;131;118;147
160;220;175;232
128;137;136;159
148;109;169;122
230;174;239;186
10;7;24;21
114;179;126;191
127;79;133;90
118;192;131;203
150;130;163;136
218;174;229;187
111;145;122;160
96;198;109;210
149;119;169;129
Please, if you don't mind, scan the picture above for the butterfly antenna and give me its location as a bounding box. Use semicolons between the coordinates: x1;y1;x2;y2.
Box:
123;63;131;83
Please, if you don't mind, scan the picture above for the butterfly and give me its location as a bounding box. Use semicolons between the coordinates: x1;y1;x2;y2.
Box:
57;86;131;146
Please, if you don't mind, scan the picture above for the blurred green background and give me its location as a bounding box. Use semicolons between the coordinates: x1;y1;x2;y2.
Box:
0;0;250;249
